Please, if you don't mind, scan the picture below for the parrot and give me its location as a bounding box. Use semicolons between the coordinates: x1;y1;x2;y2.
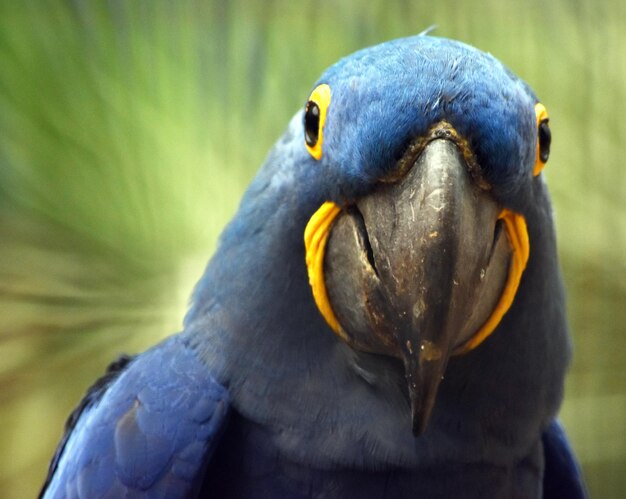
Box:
40;34;587;498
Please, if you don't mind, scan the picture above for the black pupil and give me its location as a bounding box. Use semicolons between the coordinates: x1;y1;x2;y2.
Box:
304;101;320;147
538;120;551;163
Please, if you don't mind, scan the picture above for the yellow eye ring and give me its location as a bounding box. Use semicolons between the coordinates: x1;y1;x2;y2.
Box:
533;103;551;176
304;84;331;160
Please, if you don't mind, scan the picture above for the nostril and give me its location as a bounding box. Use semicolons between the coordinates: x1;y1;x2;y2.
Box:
348;206;380;278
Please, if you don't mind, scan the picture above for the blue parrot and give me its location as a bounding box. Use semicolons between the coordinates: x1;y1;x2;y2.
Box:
40;35;587;498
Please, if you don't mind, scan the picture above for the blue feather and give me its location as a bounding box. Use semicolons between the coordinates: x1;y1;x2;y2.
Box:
542;420;588;499
41;336;229;498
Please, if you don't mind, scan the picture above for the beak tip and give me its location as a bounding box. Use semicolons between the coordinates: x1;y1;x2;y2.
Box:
410;406;431;437
407;368;439;438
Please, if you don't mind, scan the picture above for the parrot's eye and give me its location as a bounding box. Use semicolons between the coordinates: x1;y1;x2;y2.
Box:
304;102;320;147
538;120;551;163
304;84;331;160
533;103;550;176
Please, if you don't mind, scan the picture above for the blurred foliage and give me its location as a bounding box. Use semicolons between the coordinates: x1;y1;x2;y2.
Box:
0;0;624;497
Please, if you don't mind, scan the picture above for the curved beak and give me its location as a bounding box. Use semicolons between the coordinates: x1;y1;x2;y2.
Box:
324;138;513;435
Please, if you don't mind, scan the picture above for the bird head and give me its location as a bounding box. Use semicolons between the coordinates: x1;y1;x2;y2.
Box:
188;36;566;459
299;36;552;435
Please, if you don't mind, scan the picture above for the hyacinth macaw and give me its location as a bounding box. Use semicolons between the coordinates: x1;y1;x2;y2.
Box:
40;35;587;498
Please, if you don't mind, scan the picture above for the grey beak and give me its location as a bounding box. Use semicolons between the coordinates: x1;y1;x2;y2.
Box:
324;138;511;435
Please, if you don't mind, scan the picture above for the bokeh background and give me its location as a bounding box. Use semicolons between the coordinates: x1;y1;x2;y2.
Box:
0;1;624;497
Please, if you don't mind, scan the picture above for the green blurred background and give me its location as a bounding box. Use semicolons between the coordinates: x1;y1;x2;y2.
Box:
0;1;624;497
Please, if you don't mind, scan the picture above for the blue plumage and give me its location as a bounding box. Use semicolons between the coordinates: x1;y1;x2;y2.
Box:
303;36;536;204
542;421;588;499
42;337;228;498
42;35;586;498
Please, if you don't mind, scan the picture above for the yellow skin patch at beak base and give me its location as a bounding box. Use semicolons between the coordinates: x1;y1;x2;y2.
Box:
454;208;530;354
305;202;530;356
304;201;344;337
